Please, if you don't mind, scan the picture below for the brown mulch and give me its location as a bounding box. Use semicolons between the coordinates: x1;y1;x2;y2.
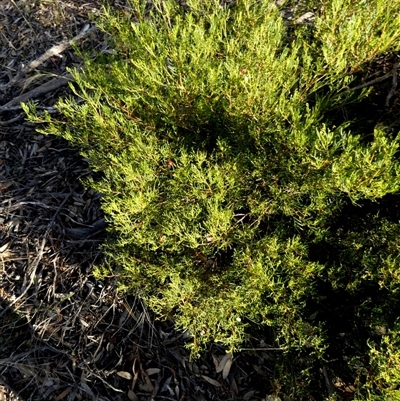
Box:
1;1;399;401
0;1;274;401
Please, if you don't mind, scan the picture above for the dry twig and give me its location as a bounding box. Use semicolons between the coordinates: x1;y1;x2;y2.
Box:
346;60;400;107
0;74;72;113
0;24;95;92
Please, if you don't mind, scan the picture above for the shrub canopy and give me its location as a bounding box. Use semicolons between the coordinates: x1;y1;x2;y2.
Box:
24;0;400;398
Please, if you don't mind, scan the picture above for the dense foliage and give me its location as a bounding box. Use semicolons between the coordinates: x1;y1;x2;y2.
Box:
24;0;400;398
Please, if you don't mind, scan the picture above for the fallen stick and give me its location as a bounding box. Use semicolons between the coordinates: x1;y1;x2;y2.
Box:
0;23;95;91
0;73;72;113
346;60;400;93
25;24;95;73
0;113;24;125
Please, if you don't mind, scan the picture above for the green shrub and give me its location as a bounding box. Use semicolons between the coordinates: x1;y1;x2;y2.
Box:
24;0;400;398
353;319;400;401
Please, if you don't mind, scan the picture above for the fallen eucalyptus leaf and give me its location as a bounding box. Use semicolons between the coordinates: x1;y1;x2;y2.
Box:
201;375;222;387
117;371;133;380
